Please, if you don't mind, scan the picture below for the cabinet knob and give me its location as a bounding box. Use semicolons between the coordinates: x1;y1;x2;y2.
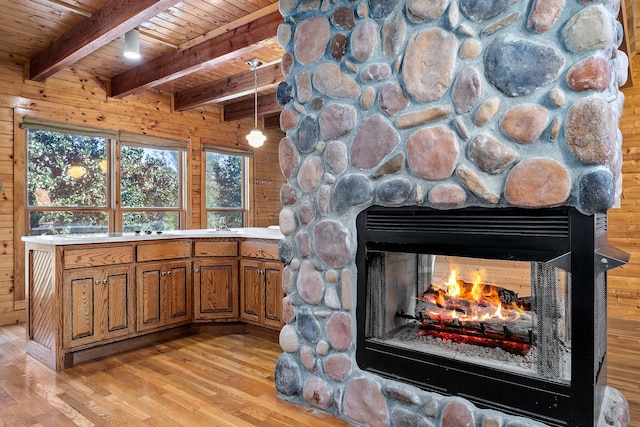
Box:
167;271;172;275
194;268;200;273
95;279;102;285
258;248;263;253
162;271;167;276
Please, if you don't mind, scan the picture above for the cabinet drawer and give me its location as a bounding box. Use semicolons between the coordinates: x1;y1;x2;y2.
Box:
194;241;238;257
137;241;191;262
63;245;134;269
241;241;279;260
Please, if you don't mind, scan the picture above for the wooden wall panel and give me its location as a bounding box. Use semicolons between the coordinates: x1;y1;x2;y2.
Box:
0;54;285;324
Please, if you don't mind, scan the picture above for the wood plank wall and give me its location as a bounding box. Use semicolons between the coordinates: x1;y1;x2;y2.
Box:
0;52;284;324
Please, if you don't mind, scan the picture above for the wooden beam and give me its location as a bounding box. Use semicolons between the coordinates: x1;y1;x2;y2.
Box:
174;62;284;111
110;11;282;98
263;113;282;130
223;93;282;122
29;0;179;82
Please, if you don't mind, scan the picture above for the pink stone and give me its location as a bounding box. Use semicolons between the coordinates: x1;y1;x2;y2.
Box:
282;268;294;294
300;345;316;372
407;125;459;180
280;184;298;205
312;220;351;269
505;158;571;207
282;297;295;323
279;137;299;179
428;183;467;207
500;103;549;144
324;354;352;381
294;17;331;65
280;109;299;131
296;231;311;258
343;378;389;426
319;103;357;140
566;55;611;92
528;0;564;33
351;114;400;170
565;96;617;166
326;312;352;351
297;156;323;193
381;12;406;58
379;81;409;116
303;377;333;409
407;0;448;22
402;28;457;103
324;141;348;174
441;400;475;427
351;19;377;62
313;63;361;99
297;261;324;305
281;53;294;76
296;70;312;104
468;133;518;174
452;67;483;114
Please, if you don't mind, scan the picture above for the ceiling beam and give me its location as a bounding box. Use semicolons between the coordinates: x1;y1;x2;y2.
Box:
223;93;282;122
110;10;283;98
173;62;284;112
29;0;179;82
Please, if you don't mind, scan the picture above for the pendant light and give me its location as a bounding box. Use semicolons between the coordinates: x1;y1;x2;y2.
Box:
123;29;141;60
246;59;266;148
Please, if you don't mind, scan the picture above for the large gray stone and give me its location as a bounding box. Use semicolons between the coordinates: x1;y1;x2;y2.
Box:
332;174;374;215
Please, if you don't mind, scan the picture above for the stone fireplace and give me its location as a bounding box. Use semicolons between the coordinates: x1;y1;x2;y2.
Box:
273;0;630;426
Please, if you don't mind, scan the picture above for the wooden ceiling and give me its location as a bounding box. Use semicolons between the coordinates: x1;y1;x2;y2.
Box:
0;0;285;122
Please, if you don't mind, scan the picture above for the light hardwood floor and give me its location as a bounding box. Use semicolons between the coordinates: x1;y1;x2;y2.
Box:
0;320;637;426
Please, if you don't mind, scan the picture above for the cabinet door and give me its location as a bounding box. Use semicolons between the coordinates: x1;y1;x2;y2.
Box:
165;260;192;326
240;260;262;324
194;259;238;320
63;269;99;348
263;261;284;329
101;266;135;340
137;262;164;332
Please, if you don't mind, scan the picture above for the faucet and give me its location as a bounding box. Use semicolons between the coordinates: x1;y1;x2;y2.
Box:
217;216;229;231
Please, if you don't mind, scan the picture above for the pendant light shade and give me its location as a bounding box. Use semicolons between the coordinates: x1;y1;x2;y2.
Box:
246;59;266;148
123;29;141;60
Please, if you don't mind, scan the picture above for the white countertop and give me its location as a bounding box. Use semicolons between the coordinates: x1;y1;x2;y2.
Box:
21;227;284;245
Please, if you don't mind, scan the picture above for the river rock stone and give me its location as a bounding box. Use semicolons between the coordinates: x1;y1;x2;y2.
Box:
381;12;406;58
277;81;294;107
275;354;302;396
326;312;352;351
296;115;318;154
325;353;352;381
566;55;611;92
351;114;401;169
332;174;374;215
372;153;405;179
312;220;352;268
376;178;412;205
360;63;392;83
296;231;311;258
297;156;323;193
452;67;483;113
379;81;409;116
277;23;292;48
319;103;357;140
428;183;467;207
303;377;333;409
361;86;377;110
528;0;564;33
279;137;299;179
460;0;517;22
578;169;615;213
565;96;616;166
318;185;331;216
297;306;322;343
369;0;401;20
455;164;500;204
279;208;296;236
403;28;457;103
280;109;299;132
468;133;518;174
475;97;500;126
343;377;389;426
324;286;341;309
459;38;482;59
396;105;452;129
279;240;294;265
563;5;614;54
407;126;459;180
332;6;356;30
504;158;571;207
296;71;312;104
313;63;361;99
484;36;564;97
500;103;549;144
281;53;294;76
280;184;298;206
300;345;315;372
325;140;348;174
294;17;331;65
407;0;450;23
391;407;430;427
351;19;378;62
298;261;324;305
330;33;348;62
442;399;475;427
279;324;300;353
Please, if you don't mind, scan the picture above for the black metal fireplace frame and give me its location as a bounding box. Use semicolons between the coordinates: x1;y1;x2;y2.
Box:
355;205;628;426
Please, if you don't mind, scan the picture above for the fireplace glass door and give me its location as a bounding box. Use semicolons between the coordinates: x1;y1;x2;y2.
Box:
364;252;571;383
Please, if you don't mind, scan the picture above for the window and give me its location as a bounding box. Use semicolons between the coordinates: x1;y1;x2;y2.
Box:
25;121;187;235
204;150;248;228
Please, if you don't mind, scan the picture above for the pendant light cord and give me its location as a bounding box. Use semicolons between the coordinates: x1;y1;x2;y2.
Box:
253;64;258;128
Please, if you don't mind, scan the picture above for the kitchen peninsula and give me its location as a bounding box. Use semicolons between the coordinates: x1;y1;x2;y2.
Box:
22;228;284;371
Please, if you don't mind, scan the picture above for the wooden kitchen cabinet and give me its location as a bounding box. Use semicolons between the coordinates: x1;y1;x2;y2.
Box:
193;240;239;321
240;240;283;330
137;260;192;332
63;265;135;349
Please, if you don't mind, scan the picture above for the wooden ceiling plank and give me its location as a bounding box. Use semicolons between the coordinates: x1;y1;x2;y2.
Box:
174;62;283;111
29;0;181;82
223;92;281;122
110;10;282;98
